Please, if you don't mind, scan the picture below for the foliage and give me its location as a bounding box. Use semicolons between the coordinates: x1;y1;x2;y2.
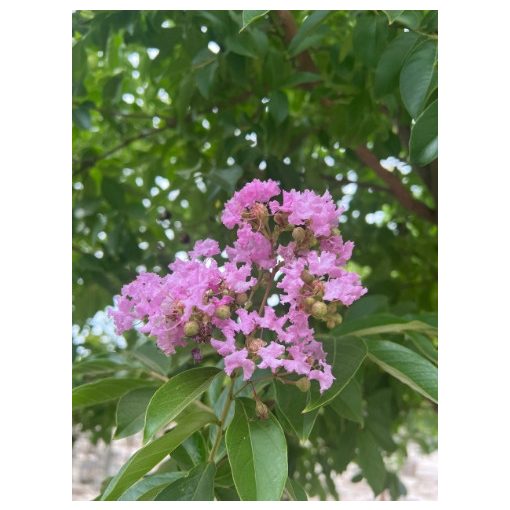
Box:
72;9;438;501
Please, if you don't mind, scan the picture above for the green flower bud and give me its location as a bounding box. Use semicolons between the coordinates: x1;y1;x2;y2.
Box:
215;305;231;320
311;301;328;318
295;377;311;392
183;320;200;337
326;320;336;329
292;227;306;243
334;313;343;325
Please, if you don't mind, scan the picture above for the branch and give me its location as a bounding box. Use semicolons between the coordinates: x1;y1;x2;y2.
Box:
354;146;437;223
73;122;174;176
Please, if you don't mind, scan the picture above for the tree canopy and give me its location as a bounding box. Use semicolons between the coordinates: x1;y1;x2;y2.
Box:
72;10;438;501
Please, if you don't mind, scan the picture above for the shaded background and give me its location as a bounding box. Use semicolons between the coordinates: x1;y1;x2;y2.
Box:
72;10;438;500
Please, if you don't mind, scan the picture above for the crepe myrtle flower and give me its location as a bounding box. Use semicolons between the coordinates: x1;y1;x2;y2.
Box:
109;179;367;393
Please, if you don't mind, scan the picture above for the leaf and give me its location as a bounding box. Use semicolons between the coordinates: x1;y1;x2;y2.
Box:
268;91;289;125
406;331;438;364
400;40;437;118
101;177;125;209
374;32;420;97
131;341;171;376
207;166;243;196
143;366;221;442
332;420;358;473
365;339;438;403
409;99;438;165
304;336;367;412
392;10;424;30
100;406;215;500
274;381;318;441
241;10;269;31
357;430;387;496
282;71;321;88
344;295;389;322
365;388;397;452
353;15;388;67
334;313;437;337
155;462;216;500
73;378;156;410
73;356;125;376
119;472;187;501
72;106;92;130
288;11;331;56
225;398;287;501
329;378;364;425
197;60;219;99
286;478;308;501
382;10;404;24
115;387;157;439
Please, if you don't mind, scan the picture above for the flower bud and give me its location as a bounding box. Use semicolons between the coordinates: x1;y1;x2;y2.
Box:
334;313;343;325
327;302;337;314
255;400;269;420
244;300;252;310
326;319;336;329
235;292;249;306
214;305;231;320
292;227;306;243
191;348;202;363
311;301;328;318
304;296;316;309
183;320;200;337
273;212;288;227
301;270;315;284
247;337;266;354
332;227;341;236
295;377;311;392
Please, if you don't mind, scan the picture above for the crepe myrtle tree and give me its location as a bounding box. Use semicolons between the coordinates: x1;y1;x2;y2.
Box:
73;181;437;501
72;10;438;501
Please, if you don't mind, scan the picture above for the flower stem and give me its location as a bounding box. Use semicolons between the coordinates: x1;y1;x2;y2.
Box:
208;373;236;463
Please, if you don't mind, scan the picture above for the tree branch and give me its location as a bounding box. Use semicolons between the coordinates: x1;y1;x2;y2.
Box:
274;10;437;224
354;146;437;223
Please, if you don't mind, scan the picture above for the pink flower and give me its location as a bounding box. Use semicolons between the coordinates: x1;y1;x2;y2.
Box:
226;224;274;269
271;189;342;237
282;345;312;375
224;348;256;380
258;306;287;337
308;362;335;393
324;271;368;305
236;309;260;335
189;238;220;259
221;179;281;229
223;262;257;293
258;342;285;372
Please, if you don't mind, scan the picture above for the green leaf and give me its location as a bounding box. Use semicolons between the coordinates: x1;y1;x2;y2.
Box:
72;106;92;130
100;406;215;500
101;177;125;209
143;366;221;442
282;71;321;88
400;40;437;118
392;10;424;30
406;331;438;365
288;11;331;57
73;378;156;410
329;378;364;425
357;430;387;496
226;398;287;501
197;61;219;99
304;336;367;412
366;339;438;403
334;313;437;337
115;387;157;439
331;420;358;474
286;478;308;501
409;99;438;165
365;388;397;452
353;15;388;67
382;10;404;24
73;356;125;376
374;32;420;97
274;381;318;441
155;462;216;500
119;472;187;501
268;91;289;125
344;295;389;322
241;10;269;31
131;341;171;376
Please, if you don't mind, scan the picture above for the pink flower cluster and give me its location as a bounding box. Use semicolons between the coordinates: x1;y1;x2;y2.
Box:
109;179;367;393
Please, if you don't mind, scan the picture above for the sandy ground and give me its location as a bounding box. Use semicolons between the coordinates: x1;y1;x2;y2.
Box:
72;433;437;501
